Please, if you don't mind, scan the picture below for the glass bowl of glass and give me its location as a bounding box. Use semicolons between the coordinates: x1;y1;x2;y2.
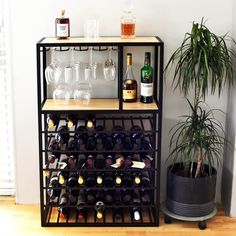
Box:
73;83;92;105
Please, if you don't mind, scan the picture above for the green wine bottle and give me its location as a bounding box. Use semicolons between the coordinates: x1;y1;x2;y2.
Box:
140;52;153;103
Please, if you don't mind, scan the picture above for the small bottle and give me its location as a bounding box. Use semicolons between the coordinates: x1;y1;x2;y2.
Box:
141;52;154;103
123;53;137;102
121;10;136;39
47;114;59;129
55;10;70;39
66;114;78;128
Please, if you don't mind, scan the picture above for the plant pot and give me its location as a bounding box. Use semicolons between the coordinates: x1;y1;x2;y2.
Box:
166;163;217;217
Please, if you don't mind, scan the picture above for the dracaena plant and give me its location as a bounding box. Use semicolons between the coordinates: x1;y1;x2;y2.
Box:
165;18;236;177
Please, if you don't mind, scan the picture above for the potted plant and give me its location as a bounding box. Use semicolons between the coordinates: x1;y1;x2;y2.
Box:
164;19;236;219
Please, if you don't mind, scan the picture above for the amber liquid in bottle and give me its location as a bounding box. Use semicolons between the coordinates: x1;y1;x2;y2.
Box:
55;10;70;39
121;23;135;38
123;53;137;102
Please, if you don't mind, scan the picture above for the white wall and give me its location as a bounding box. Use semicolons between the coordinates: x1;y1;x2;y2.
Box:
9;0;234;203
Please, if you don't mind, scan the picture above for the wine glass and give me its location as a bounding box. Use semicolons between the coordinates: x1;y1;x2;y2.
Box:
45;48;62;85
103;47;116;81
73;83;92;105
85;47;97;81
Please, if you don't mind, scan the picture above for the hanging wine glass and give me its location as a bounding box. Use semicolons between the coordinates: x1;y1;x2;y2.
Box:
103;47;116;81
45;48;62;85
85;47;97;81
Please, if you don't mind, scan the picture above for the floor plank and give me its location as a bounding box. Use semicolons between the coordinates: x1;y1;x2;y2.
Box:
0;197;236;236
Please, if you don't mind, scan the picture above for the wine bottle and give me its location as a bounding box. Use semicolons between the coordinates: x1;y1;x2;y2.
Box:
141;153;153;167
123;137;134;150
122;189;132;204
95;190;104;201
67;139;78;164
74;126;88;145
86;172;95;187
123;172;132;187
104;155;114;187
141;189;151;205
76;190;86;220
113;208;123;221
58;193;69;217
58;157;69;185
66;114;78;128
112;125;125;145
86;136;96;151
93;125;107;145
104;189;114;205
96;154;104;169
130;125;144;146
140;52;153;103
124;155;133;168
123;53;138;102
133;171;141;185
86;154;95;169
48;139;61;164
86;189;96;205
114;172;123;186
67;172;78;196
132;189;141;205
132;207;141;221
55;10;70;39
77;154;86;185
104;136;114;150
56;125;70;145
69;193;77;205
47;175;61;200
142;140;152;151
96;172;104;186
85;114;96;130
114;190;122;205
141;171;151;187
95;201;104;220
47;114;59;129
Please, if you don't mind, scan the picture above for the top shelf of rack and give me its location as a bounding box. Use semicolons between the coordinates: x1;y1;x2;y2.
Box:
38;36;162;45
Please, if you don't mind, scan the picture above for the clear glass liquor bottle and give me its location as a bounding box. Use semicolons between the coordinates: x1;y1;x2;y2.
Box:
123;53;137;102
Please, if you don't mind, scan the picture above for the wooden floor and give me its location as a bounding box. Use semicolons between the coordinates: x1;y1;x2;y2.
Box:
1;197;236;236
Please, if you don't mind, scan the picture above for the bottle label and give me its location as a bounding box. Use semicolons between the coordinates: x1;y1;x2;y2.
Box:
57;23;69;37
141;83;153;97
123;89;136;99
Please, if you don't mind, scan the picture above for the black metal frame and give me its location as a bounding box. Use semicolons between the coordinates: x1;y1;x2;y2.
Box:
36;37;164;227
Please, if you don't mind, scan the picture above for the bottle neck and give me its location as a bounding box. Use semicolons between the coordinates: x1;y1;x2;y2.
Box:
144;58;150;66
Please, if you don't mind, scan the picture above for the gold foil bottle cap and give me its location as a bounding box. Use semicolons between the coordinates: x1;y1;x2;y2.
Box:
59;175;65;185
127;53;132;66
87;120;93;128
48;119;54;129
116;176;122;185
78;176;84;185
97;176;103;185
61;10;65;17
97;211;103;219
68;120;73;128
135;176;141;184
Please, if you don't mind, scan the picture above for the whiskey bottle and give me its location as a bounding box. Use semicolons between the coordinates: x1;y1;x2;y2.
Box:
123;53;137;102
140;52;153;103
55;10;70;39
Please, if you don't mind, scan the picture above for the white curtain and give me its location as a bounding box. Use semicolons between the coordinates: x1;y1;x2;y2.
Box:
0;0;15;195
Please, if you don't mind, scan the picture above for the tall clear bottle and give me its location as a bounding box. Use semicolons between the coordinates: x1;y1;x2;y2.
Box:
123;53;137;103
140;52;153;103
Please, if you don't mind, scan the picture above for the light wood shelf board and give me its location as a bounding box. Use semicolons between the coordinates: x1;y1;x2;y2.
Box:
123;101;158;110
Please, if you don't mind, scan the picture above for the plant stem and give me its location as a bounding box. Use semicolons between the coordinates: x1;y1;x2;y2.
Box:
195;146;202;178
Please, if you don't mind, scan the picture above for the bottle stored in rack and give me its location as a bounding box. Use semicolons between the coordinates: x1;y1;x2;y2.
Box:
47;114;59;129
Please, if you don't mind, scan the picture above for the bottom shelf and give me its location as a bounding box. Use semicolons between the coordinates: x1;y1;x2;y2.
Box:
43;206;158;226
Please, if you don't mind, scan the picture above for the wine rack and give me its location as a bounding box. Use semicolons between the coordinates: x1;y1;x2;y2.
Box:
37;37;164;227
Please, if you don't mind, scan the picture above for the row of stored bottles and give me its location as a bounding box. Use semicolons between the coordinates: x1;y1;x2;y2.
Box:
45;153;153;185
48;189;153;222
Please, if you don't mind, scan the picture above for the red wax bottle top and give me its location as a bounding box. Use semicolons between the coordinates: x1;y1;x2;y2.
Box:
106;158;113;165
87;158;94;165
78;213;84;220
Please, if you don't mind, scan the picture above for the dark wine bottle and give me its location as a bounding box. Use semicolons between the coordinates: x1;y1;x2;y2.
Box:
104;189;114;205
132;189;141;205
124;155;133;168
86;154;95;169
77;154;86;186
86;136;96;151
114;172;123;186
74;126;88;145
85;114;96;130
95;190;104;201
67;172;78;196
123;172;132;187
95;201;104;220
142;139;152;151
96;172;104;186
86;172;95;187
93;125;107;145
76;190;86;220
47;175;61;200
66;114;78;128
133;172;142;185
104;155;113;187
96;155;104;185
56;125;70;144
58;193;69;217
67;139;78;164
58;157;69;185
48;139;61;164
112;125;125;145
114;190;122;205
123;137;134;150
86;189;96;205
122;189;132;204
141;189;151;205
141;153;153;168
130;125;144;145
47;114;59;129
113;208;123;222
69;193;77;205
104;136;114;150
141;171;150;187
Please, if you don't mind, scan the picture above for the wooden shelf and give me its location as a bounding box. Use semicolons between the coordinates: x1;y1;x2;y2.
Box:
39;37;160;45
123;101;158;111
42;99;158;111
42;99;119;111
